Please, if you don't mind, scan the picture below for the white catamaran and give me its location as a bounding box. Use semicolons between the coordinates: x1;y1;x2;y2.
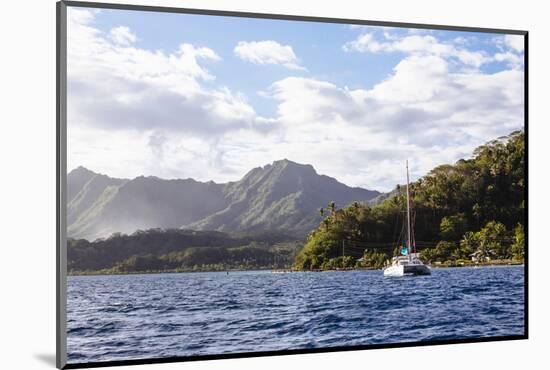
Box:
383;161;431;277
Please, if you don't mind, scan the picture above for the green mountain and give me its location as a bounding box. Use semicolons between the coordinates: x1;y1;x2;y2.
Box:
67;159;380;240
187;159;379;235
294;130;525;270
67;169;127;226
67;166;103;204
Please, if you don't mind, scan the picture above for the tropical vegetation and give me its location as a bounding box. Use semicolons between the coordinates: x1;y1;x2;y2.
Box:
294;131;525;270
67;229;301;275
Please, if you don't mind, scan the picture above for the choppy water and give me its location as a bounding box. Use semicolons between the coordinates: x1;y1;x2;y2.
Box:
67;266;524;364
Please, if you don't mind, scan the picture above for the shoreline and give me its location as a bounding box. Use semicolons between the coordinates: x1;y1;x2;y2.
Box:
68;267;276;277
294;259;524;273
68;260;524;277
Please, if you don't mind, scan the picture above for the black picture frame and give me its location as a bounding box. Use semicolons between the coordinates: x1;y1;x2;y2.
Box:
56;1;529;368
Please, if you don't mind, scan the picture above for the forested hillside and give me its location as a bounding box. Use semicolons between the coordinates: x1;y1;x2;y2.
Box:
67;229;301;274
294;131;525;270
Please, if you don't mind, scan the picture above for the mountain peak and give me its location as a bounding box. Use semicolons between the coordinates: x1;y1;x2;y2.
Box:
270;159;316;173
69;166;96;176
273;158;292;165
272;158;298;166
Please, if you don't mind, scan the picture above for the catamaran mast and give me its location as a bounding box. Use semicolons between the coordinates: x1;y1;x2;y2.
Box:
406;160;412;259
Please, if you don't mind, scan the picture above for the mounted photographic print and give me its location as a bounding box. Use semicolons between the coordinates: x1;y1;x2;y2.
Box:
56;1;528;368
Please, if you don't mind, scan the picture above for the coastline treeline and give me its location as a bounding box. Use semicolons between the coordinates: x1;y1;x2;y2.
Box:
67;229;301;275
294;130;525;270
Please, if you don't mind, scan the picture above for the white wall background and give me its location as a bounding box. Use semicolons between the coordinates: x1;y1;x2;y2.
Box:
0;0;546;369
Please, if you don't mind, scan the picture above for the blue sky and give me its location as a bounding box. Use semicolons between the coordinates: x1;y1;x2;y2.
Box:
90;9;514;117
66;6;524;191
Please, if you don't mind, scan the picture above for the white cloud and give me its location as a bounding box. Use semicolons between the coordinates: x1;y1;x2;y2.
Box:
67;8;272;182
504;34;524;52
364;55;449;103
67;8;524;192
343;33;385;53
258;54;524;190
110;26;136;45
490;34;524;69
234;40;306;71
344;33;490;67
453;36;468;45
67;8;264;135
344;31;525;71
494;51;524;69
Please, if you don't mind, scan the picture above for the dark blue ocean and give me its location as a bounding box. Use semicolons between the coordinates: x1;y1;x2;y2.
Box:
67;266;525;363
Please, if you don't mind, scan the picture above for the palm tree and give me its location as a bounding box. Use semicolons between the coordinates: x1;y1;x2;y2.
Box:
329;201;336;215
476;242;494;261
458;231;477;260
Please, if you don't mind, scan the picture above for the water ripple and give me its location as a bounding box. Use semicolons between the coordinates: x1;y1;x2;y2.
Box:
67;266;525;364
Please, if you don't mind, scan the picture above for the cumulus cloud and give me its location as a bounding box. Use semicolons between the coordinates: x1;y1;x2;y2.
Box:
344;33;490;67
67;8;524;191
504;34;524;52
67;8;273;181
234;40;306;71
344;31;526;72
493;51;524;69
67;8;272;137
258;53;524;190
110;26;137;45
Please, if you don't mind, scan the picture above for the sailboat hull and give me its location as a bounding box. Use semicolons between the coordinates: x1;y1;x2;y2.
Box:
403;264;431;275
383;264;404;277
383;263;431;277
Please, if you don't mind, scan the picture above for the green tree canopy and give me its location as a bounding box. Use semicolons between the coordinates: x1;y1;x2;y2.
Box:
294;130;525;270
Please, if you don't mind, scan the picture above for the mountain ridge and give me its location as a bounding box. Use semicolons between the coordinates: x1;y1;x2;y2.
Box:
67;159;380;240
